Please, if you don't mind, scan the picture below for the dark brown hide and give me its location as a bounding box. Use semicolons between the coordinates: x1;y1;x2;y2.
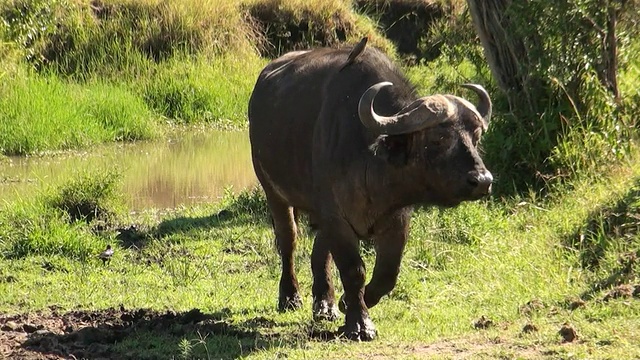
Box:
248;45;492;341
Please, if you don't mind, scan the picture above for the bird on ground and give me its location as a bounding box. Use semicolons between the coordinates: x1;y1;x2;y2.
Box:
339;36;368;72
98;244;114;264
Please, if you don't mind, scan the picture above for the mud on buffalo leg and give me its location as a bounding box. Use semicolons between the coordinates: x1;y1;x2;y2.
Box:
311;234;338;321
364;211;410;308
264;192;301;311
323;219;377;341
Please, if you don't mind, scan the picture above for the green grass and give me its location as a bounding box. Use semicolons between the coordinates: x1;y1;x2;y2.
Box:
0;69;161;155
1;156;639;358
135;55;266;126
0;53;265;155
2;0;398;155
0;169;123;260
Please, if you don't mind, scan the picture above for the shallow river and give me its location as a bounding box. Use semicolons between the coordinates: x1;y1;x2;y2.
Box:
0;130;257;210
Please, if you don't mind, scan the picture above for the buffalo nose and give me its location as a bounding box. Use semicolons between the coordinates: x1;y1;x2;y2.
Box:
467;169;493;195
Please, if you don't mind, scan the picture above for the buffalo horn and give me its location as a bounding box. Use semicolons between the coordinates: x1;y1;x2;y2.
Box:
460;83;492;125
358;82;456;135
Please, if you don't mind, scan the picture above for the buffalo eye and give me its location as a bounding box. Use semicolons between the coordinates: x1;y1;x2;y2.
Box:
472;128;482;146
428;130;453;149
373;134;411;167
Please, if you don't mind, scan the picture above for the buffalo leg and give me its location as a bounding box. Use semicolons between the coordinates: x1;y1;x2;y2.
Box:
321;219;377;341
265;193;301;311
311;234;338;321
364;212;409;308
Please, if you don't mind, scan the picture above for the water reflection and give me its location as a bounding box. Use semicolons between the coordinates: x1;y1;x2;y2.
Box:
0;130;257;210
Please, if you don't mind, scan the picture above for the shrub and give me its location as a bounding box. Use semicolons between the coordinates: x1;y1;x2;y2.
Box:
46;169;124;223
0;170;122;259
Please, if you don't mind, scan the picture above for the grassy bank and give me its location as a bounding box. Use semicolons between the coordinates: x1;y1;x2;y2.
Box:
1;156;639;358
2;0;639;193
0;69;161;155
1;0;640;358
0;0;402;156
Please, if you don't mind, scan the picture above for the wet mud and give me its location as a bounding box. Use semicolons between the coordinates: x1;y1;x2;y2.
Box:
0;307;260;359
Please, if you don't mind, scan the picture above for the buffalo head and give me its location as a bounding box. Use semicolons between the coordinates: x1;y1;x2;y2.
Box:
359;82;493;206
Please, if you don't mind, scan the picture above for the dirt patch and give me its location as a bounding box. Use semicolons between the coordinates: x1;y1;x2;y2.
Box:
0;307;261;359
522;323;539;334
405;336;546;360
472;315;493;329
519;298;545;316
566;297;586;310
603;283;640;301
558;323;578;343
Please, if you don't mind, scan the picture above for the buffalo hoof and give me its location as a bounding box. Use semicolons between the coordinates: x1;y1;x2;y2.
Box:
339;316;377;341
278;293;302;312
312;300;339;321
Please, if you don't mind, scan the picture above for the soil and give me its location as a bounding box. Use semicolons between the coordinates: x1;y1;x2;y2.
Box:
522;323;539;334
566;297;586;310
603;284;640;301
519;298;545;316
0;307;259;359
558;323;578;343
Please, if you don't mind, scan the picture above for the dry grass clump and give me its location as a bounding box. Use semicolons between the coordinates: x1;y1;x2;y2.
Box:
1;0;400;74
243;0;395;57
90;0;257;58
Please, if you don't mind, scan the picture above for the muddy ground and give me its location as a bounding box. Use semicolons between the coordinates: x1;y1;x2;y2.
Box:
2;284;638;359
0;307;278;359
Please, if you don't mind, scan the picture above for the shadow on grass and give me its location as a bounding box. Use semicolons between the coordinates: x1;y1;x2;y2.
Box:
579;253;639;301
114;188;273;249
7;307;313;359
564;177;640;300
154;208;269;238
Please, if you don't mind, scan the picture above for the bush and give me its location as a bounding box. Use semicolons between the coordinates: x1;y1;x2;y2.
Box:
0;170;123;259
427;1;640;193
46;169;124;223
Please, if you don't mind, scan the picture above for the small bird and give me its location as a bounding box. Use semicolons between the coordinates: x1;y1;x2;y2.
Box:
339;36;368;72
98;244;114;264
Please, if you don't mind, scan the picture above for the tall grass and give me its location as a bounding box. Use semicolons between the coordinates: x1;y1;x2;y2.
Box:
0;0;392;155
244;0;396;57
135;55;265;125
0;68;160;155
0;169;122;260
0;0;258;77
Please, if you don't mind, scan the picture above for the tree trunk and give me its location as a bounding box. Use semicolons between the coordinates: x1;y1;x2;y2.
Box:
468;0;623;108
465;0;540;113
602;1;620;102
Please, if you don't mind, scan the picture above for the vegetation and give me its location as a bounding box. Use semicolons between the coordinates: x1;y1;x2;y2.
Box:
0;69;161;155
0;0;402;156
1;0;640;358
1;161;640;358
467;0;640;190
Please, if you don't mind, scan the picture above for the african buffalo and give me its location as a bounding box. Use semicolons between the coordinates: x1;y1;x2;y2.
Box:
248;43;492;341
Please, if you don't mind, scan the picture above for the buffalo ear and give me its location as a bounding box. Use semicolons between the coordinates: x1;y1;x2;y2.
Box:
371;134;412;167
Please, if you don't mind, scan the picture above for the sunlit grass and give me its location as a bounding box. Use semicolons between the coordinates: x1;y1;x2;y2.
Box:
0;69;161;155
1;153;640;358
135;55;266;125
0;53;265;155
